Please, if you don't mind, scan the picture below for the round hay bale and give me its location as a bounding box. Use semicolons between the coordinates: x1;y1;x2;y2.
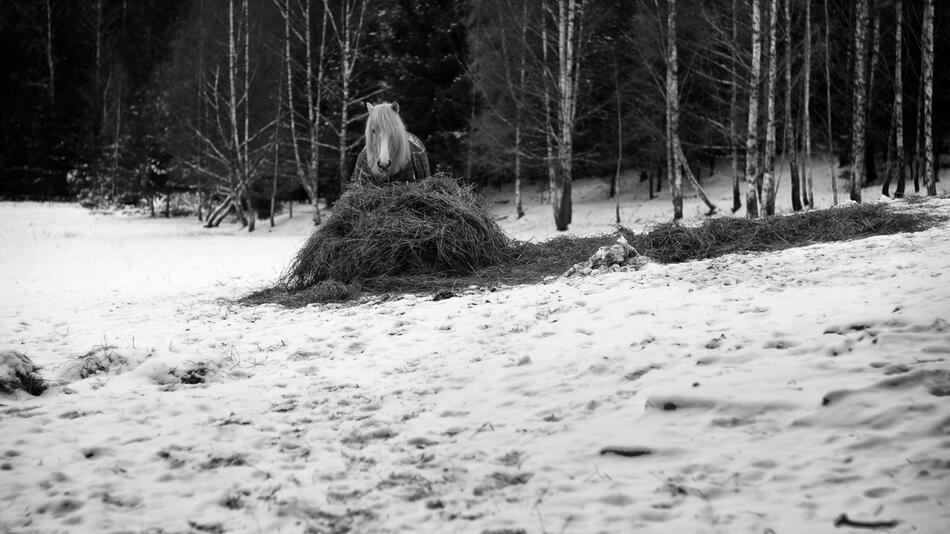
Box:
282;175;511;289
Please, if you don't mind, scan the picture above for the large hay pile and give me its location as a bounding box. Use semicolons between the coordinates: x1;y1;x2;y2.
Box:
281;176;510;290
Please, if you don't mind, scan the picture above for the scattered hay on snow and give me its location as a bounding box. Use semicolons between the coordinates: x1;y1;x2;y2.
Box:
565;235;650;277
624;202;941;264
280;175;511;290
55;345;150;383
0;350;47;396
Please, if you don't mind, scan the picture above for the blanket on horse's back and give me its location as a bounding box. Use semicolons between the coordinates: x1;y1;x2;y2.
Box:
350;132;431;185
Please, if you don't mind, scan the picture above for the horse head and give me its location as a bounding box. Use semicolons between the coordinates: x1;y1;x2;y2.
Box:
365;102;410;177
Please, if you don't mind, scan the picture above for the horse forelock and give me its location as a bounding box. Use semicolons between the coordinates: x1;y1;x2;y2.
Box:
365;104;410;176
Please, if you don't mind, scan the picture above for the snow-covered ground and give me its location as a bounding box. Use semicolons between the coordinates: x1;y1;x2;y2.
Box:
2;165;949;534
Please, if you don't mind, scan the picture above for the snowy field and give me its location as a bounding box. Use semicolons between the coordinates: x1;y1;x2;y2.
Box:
2;165;950;534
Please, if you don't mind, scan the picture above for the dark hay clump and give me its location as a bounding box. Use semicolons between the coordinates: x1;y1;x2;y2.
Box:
280;175;511;290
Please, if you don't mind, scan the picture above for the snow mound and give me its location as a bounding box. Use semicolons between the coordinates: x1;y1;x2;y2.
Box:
0;350;46;396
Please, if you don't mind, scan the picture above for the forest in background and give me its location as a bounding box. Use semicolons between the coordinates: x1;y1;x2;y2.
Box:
1;0;947;230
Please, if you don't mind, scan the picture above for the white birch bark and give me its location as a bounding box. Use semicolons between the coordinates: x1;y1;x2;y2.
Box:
922;0;935;195
515;0;526;219
849;0;869;202
824;0;836;205
803;0;813;207
746;0;763;218
784;0;801;212
542;20;556;205
730;0;741;212
666;0;683;220
763;0;777;215
892;0;906;197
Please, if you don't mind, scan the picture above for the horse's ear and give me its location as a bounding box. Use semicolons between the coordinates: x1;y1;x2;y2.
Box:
366;102;373;112
391;102;399;113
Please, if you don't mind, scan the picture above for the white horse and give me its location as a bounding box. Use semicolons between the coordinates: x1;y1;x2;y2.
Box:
351;102;431;184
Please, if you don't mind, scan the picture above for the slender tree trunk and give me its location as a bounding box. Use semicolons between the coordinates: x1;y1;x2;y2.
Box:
913;71;923;192
803;0;813;207
195;0;206;221
730;0;741;213
339;69;350;185
93;0;103;136
44;0;55;106
865;10;881;187
850;0;869;202
513;0;526;218
556;0;573;229
675;143;717;215
667;0;683;220
746;0;762;218
283;0;306;203
272;75;282;229
613;59;622;224
922;0;935;195
763;0;778;215
228;0;247;229
785;0;801;212
823;0;836;205
542;22;556;204
243;0;254;233
552;0;581;231
306;0;323;224
888;0;905;198
205;195;233;228
326;1;369;189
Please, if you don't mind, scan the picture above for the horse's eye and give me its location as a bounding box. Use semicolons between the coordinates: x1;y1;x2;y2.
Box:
371;128;377;135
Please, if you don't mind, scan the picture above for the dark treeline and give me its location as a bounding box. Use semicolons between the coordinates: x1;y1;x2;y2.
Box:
1;0;946;229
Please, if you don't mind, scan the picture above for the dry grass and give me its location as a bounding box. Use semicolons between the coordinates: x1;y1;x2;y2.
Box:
280;175;510;289
243;200;944;307
623;202;940;263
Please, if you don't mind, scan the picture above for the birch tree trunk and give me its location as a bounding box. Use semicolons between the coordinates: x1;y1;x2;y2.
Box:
913;69;923;192
228;0;245;227
324;0;370;191
551;0;583;231
922;0;935;195
338;3;351;187
887;0;905;198
515;0;527;219
613;59;622;224
283;0;307;207
272;78;282;228
803;0;813;207
196;0;205;220
763;0;778;216
864;10;881;186
745;0;762;219
823;0;836;205
730;0;741;213
542;22;556;205
243;0;254;232
785;0;801;212
306;0;324;223
667;0;683;220
675;143;717;215
849;0;869;203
